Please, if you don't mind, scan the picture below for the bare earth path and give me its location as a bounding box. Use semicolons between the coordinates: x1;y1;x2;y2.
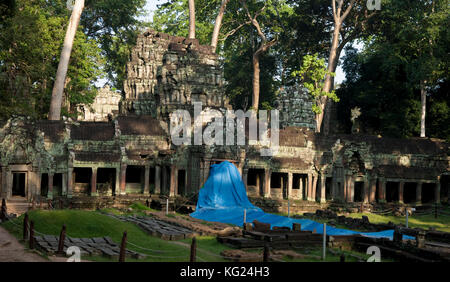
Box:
0;226;49;262
0;226;75;262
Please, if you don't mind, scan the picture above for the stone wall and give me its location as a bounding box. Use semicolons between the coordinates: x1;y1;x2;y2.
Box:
276;85;316;130
121;30;230;119
78;85;121;121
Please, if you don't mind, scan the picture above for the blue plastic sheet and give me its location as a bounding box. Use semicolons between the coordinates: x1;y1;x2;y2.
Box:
191;161;411;240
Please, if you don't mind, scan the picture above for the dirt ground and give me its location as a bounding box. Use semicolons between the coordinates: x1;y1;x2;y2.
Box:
0;226;72;262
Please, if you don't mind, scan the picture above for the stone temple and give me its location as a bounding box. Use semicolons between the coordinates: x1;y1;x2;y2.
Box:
0;30;449;212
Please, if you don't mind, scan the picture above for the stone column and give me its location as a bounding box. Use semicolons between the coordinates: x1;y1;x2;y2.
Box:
68;167;74;198
320;175;326;203
144;165;150;195
399;181;404;204
416;181;422;204
313;174;319;202
6;169;12;199
114;167;120;196
288;172;293;200
369;178;377;203
378;178;386;202
169;165;177;197
48;173;54;199
435;176;441;204
162;166;168;194
264;169;271;198
349;176;354;202
0;167;5;198
120;164;127;195
243;169;249;191
363;178;369;203
91;167;98;196
155;165;161;194
331;176;338;200
62;172;68;196
307;173;313;201
299;176;304;200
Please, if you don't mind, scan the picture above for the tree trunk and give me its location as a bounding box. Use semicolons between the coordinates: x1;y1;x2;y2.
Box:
252;52;261;111
211;0;230;52
420;81;427;138
317;25;341;132
188;0;196;39
48;0;84;120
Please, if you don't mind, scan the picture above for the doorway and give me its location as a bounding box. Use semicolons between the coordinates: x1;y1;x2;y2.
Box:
12;172;26;197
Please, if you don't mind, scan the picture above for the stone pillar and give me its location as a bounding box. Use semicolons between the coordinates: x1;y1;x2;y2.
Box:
169;165;177;197
299;176;304;200
155;165;161;194
47;173;54;199
378;178;386;202
144;165;150;195
162;166;168;194
91;167;98;196
62;173;68;196
120;164;127;195
435;176;441;204
320;175;326;203
399;181;404;204
311;174;319;202
416;182;422;204
369;178;377;203
363;178;370;203
349;176;354;202
243;169;249;191
264;169;271;198
114;167;120;196
331;176;338;200
287;172;293;200
68;168;73;198
307;173;312;201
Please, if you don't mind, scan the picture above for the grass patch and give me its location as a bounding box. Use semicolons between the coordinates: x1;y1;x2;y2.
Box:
346;212;450;232
1;209;232;262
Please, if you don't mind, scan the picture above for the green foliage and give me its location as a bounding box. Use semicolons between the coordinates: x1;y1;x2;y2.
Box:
151;0;214;45
292;54;339;114
0;0;103;119
81;0;147;90
336;0;449;140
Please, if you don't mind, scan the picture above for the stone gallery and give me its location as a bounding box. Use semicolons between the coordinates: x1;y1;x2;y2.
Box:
0;31;448;208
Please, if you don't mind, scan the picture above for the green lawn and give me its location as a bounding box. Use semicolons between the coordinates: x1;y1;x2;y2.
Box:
1;209;232;262
346;212;450;233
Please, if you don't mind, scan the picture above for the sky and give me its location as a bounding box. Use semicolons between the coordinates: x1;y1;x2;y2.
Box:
139;0;346;83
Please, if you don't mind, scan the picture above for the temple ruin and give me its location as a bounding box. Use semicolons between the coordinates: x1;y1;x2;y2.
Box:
0;31;448;210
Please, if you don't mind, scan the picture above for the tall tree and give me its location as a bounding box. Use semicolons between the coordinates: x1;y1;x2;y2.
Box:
188;0;196;38
49;0;85;120
0;0;102;119
241;0;277;110
211;0;230;52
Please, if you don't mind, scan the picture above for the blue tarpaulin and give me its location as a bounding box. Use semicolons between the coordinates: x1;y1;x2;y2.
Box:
191;161;410;240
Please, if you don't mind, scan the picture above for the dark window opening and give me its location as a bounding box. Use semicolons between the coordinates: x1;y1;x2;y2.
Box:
178;170;186;196
422;183;435;204
74;168;91;183
53;173;63;197
41;173;48;197
441;176;449;204
354;182;364;202
404;182;416;204
12;173;26;197
326;177;333;200
126;166;143;183
386;182;399;203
